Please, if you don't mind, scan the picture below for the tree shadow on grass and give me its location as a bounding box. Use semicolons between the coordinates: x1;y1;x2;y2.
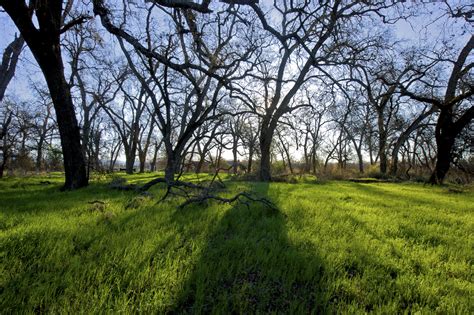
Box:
171;182;328;313
349;182;466;211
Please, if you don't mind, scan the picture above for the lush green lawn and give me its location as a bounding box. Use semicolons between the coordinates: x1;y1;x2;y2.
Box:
0;173;473;313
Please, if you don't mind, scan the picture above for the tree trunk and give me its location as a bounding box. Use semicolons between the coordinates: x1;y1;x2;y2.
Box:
367;133;375;165
247;146;253;173
429;110;455;184
259;129;273;181
196;153;205;174
125;151;135;174
43;59;88;189
232;145;238;174
36;138;44;172
0;144;6;178
164;151;181;183
356;149;364;173
149;140;161;172
0;163;5;178
377;110;387;174
2;1;88;190
139;152;146;173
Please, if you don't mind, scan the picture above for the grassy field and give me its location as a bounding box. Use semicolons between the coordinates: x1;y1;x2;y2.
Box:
0;173;473;313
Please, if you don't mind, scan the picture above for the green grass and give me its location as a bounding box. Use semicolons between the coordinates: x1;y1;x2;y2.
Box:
0;173;473;313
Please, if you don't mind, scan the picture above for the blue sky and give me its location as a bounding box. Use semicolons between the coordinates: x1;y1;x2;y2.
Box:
0;1;471;103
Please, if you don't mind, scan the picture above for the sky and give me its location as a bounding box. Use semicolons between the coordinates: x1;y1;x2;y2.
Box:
1;0;471;102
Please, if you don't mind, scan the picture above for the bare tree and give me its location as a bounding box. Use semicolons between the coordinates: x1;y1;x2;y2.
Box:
0;0;89;189
30;87;56;172
94;1;258;182
100;78;147;174
231;0;402;180
400;36;474;183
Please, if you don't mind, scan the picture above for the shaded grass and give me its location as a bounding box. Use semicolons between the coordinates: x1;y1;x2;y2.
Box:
0;174;473;313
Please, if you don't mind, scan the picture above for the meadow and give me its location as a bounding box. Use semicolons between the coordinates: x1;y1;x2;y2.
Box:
0;173;473;313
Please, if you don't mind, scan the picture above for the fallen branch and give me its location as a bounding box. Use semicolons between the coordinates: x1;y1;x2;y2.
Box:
115;167;277;211
140;178;206;192
178;191;277;211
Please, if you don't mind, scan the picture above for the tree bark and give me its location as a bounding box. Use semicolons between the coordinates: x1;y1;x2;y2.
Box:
259;128;273;181
125;149;135;174
164;149;183;183
429;109;459;184
41;54;88;189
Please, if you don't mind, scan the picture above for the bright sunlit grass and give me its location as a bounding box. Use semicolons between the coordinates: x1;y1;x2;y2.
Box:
0;173;473;313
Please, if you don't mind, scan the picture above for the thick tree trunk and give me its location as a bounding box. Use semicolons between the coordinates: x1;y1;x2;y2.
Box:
139;153;146;173
43;60;88;189
429;135;454;184
391;142;402;176
429;111;455;184
125;151;135;174
164;151;181;183
259;130;273;181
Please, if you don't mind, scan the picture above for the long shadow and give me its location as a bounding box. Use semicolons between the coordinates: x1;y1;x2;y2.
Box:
349;182;469;211
171;182;328;313
1;181;328;312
